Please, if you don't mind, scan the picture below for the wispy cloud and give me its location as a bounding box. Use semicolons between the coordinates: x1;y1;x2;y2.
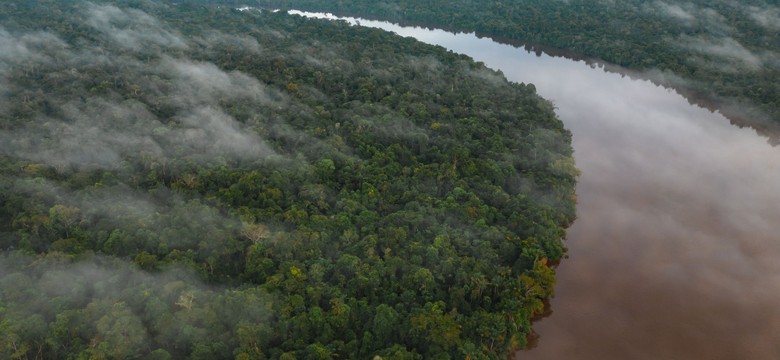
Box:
653;1;695;21
0;28;69;72
646;1;731;34
0;5;290;170
0;252;274;353
680;35;764;71
746;5;780;31
161;57;279;108
85;4;188;51
10;178;248;251
170;106;277;161
1;99;164;170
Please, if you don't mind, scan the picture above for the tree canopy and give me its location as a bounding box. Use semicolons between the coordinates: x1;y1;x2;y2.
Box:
0;1;576;359
249;0;780;141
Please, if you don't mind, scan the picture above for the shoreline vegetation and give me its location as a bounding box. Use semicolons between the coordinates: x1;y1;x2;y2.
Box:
0;1;576;359
245;0;780;143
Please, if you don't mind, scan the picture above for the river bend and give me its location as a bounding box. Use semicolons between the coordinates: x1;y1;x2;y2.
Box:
288;11;780;359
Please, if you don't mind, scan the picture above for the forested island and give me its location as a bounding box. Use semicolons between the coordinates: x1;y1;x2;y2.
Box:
0;1;577;359
247;0;780;140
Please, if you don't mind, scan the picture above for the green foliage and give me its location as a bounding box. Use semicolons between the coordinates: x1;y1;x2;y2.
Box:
254;0;780;139
0;1;577;359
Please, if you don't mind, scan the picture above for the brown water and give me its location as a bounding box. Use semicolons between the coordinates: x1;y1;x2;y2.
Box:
509;63;780;359
292;11;780;359
510;61;780;358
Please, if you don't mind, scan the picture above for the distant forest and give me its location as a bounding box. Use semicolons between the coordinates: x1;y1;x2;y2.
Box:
248;0;780;140
0;1;576;359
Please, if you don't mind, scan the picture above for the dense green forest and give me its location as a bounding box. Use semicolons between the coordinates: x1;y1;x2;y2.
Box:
245;0;780;140
0;1;577;359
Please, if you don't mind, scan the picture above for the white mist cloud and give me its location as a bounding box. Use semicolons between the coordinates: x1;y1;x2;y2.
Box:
1;96;276;170
1;99;164;170
647;1;731;34
9;178;250;252
0;4;290;170
746;5;780;31
0;28;70;73
171;106;276;160
680;35;763;71
162;57;278;107
652;1;694;21
194;30;265;55
85;4;187;51
0;252;275;356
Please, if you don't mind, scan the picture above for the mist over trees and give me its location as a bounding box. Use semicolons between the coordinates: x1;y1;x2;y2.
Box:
248;0;780;141
0;1;576;359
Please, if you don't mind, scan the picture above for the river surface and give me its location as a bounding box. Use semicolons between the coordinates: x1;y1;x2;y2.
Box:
289;11;780;359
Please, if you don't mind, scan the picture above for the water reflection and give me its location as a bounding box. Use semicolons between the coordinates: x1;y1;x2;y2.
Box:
510;52;780;359
293;11;780;359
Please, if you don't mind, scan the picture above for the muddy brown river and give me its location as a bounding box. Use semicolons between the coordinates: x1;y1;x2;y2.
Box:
291;11;780;359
